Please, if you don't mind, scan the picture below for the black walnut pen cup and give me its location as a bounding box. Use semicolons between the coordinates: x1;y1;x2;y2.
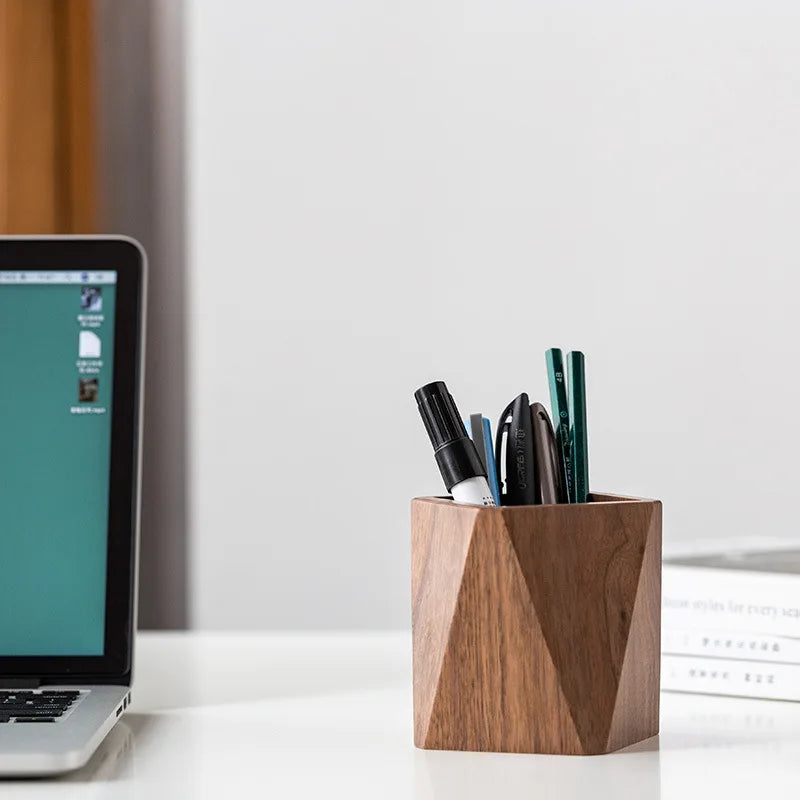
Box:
410;493;662;755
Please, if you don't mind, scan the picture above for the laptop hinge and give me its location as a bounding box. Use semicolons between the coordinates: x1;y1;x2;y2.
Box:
0;678;41;689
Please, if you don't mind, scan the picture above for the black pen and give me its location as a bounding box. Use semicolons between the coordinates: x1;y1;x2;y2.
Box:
496;393;538;505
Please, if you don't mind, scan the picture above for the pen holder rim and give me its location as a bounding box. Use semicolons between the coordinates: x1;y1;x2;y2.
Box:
416;492;660;509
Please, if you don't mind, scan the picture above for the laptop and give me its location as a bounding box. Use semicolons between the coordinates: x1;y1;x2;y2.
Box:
0;236;146;776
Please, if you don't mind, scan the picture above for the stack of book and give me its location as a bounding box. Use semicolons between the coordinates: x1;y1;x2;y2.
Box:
661;542;800;701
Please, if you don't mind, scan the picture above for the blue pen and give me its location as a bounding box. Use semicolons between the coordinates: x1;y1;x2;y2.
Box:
481;417;501;505
466;414;501;505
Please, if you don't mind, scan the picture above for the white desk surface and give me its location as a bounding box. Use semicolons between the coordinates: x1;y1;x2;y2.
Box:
5;631;800;797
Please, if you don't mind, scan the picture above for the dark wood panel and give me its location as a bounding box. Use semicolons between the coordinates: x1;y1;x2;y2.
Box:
0;0;95;233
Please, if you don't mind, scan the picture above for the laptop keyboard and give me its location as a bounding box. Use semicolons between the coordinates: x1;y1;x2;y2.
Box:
0;690;82;723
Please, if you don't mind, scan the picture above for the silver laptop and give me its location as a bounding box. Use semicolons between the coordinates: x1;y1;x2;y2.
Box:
0;237;146;776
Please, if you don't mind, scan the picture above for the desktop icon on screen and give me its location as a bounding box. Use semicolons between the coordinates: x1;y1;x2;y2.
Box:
78;378;99;403
80;286;102;312
79;331;101;359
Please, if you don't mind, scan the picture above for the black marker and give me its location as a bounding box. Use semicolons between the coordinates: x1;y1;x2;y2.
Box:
415;382;496;506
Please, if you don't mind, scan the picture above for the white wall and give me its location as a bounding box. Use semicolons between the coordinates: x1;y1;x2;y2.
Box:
187;0;800;629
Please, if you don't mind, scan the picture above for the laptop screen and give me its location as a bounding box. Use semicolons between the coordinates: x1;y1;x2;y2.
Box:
0;270;117;656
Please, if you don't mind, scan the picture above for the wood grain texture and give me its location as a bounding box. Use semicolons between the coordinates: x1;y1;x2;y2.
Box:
411;494;661;755
0;2;7;228
605;498;662;752
411;499;477;745
56;0;96;232
0;0;96;233
0;0;59;232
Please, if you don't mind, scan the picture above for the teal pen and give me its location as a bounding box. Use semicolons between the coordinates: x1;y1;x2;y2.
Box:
545;348;573;502
566;350;589;503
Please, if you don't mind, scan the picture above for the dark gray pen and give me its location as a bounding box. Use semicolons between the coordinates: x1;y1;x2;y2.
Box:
531;402;564;505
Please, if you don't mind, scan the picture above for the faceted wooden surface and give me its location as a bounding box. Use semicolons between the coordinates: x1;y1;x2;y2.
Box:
411;494;661;755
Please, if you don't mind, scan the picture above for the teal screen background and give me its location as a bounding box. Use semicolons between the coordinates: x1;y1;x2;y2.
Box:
0;280;115;655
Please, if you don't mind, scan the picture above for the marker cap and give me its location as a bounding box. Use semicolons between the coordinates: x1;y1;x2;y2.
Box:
415;381;487;492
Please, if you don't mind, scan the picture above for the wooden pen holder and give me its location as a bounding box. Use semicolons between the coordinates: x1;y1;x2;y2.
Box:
411;494;661;755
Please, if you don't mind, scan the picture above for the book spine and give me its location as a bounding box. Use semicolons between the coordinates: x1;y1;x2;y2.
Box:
662;629;800;665
661;654;800;701
662;565;800;638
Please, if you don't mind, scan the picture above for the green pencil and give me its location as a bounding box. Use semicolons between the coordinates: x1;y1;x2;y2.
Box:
545;348;572;502
566;350;589;503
